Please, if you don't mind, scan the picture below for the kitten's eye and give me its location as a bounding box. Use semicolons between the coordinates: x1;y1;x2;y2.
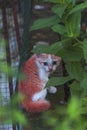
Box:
53;61;57;65
43;62;48;66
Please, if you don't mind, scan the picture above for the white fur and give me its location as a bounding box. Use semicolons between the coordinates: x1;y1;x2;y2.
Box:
32;54;59;102
32;88;47;101
39;67;49;83
48;86;57;93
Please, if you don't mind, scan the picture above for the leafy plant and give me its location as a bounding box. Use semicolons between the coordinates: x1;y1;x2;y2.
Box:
43;97;87;130
30;0;87;114
0;39;27;125
0;94;26;125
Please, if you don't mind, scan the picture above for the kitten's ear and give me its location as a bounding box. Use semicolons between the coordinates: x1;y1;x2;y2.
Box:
36;54;45;58
56;56;61;62
36;54;41;58
52;55;61;62
36;54;43;64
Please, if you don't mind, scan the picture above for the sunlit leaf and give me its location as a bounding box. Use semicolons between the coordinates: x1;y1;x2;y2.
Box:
12;110;27;125
11;93;25;105
66;12;81;38
0;94;27;124
67;97;81;119
0;63;15;75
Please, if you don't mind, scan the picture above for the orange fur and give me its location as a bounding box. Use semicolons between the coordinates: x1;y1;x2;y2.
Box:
18;55;51;113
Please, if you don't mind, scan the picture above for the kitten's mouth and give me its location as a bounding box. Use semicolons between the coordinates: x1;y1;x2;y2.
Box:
48;69;53;73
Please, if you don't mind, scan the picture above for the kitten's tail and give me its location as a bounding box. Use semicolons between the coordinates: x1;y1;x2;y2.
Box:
21;100;51;113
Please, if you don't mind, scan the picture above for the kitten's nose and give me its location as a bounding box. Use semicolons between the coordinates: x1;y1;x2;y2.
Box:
49;66;53;72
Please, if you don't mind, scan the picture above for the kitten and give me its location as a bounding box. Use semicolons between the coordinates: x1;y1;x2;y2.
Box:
18;54;61;113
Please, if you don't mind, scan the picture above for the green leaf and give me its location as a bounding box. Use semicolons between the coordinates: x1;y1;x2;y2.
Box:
46;76;72;88
81;106;87;114
52;4;67;18
83;39;87;62
32;39;83;60
30;16;60;31
49;38;70;54
80;73;87;90
32;39;70;55
44;0;66;4
69;2;87;15
44;0;75;4
51;24;66;35
69;0;76;6
67;97;81;119
49;42;63;54
0;63;15;76
58;44;83;61
32;44;51;54
66;12;81;38
65;62;84;81
11;93;25;106
70;81;82;97
12;110;27;124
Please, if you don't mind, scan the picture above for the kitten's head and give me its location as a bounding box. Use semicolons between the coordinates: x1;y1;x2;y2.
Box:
36;54;61;73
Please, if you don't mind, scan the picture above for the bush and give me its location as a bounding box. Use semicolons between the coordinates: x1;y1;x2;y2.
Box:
30;0;87;129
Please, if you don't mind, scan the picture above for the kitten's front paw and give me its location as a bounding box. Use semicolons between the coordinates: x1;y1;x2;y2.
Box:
32;94;40;102
48;86;57;94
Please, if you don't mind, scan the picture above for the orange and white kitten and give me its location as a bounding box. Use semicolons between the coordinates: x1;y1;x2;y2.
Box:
18;54;61;113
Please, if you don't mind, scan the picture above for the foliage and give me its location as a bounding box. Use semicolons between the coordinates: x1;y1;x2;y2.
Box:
30;0;87;116
43;97;87;130
0;39;27;125
0;94;26;125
